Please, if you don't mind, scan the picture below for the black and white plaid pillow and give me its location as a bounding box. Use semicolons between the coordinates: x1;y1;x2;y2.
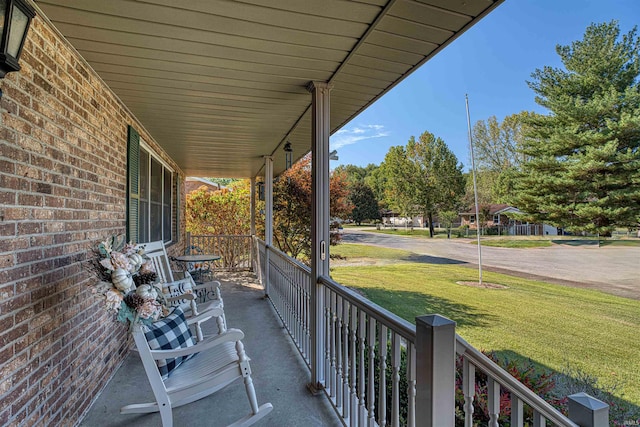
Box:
144;307;196;379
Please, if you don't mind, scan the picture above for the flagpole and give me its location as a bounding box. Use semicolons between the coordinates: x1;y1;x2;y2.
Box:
465;94;483;285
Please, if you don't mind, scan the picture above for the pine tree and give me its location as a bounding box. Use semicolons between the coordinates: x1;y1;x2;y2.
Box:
512;21;640;233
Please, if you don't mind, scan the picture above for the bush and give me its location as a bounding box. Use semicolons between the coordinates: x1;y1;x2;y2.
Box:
454;352;561;426
454;353;640;427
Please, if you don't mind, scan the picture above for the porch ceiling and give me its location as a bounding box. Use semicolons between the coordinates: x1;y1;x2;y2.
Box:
34;0;502;178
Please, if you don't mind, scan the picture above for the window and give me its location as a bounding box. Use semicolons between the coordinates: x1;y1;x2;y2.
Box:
128;126;177;244
469;215;475;224
493;214;500;224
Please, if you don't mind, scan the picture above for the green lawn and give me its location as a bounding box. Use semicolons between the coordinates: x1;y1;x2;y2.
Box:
371;228;452;238
330;244;640;406
479;239;553;248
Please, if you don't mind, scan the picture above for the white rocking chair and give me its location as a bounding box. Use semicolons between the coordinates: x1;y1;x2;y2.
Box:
137;241;226;340
121;308;273;426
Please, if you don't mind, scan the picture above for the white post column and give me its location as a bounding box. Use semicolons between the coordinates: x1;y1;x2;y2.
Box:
308;81;331;391
250;177;256;272
264;156;273;297
250;177;256;236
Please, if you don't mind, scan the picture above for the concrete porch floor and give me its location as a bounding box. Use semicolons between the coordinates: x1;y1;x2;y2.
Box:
80;272;341;427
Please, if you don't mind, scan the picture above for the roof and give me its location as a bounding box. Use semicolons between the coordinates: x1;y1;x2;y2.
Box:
460;204;523;216
185;177;224;193
35;0;503;178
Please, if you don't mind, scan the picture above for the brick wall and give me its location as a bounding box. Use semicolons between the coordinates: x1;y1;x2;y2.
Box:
0;16;185;426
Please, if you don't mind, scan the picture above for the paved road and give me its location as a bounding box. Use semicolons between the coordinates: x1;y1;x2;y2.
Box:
340;228;640;300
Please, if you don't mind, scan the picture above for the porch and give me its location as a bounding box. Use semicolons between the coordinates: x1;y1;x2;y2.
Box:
80;271;341;427
81;236;609;427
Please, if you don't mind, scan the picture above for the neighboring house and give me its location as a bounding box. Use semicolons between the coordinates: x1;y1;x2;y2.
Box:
381;210;460;229
459;204;558;236
459;204;522;229
185;177;224;194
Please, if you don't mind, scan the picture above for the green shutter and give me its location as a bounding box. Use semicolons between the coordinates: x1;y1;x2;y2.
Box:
175;175;180;242
127;125;140;243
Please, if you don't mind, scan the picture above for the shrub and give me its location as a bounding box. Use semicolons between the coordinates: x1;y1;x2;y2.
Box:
454;352;562;426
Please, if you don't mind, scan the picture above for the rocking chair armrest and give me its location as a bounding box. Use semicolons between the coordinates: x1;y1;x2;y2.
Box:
165;293;195;305
148;328;245;360
185;305;225;325
193;281;222;301
193;280;221;292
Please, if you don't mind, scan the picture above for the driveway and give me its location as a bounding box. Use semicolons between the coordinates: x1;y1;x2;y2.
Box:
339;228;640;300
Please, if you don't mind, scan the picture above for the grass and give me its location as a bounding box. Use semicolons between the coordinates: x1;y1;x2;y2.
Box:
599;239;640;247
479;239;553;248
372;228;453;238
330;243;640;406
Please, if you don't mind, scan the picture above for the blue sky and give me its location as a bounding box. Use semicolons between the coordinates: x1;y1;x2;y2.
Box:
329;0;640;170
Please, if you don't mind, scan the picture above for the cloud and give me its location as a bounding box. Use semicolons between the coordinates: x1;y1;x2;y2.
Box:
330;124;389;149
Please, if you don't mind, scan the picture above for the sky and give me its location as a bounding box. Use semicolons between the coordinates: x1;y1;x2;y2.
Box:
329;0;640;170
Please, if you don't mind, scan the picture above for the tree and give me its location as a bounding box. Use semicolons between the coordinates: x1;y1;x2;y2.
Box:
273;155;352;262
379;132;465;237
349;182;380;225
379;145;418;224
512;21;640;234
406;131;466;237
185;180;264;267
469;112;533;204
186;181;253;236
333;163;378;185
439;210;459;238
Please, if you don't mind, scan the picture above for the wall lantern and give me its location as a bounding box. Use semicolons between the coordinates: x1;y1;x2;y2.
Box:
257;182;264;201
0;0;36;79
283;141;293;170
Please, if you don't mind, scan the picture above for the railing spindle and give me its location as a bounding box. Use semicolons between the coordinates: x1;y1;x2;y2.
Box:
511;394;523;427
367;318;376;427
378;325;388;427
488;378;500;427
532;410;545;427
350;305;358;427
463;357;475;427
336;294;344;410
342;298;350;419
358;311;366;426
329;290;337;398
324;286;332;395
406;342;416;427
391;332;401;427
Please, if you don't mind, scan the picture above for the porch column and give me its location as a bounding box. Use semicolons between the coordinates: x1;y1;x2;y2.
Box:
308;81;332;391
250;177;256;236
264;156;273;296
250;177;256;272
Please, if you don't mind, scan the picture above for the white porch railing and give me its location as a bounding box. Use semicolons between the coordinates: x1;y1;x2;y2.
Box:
254;238;608;427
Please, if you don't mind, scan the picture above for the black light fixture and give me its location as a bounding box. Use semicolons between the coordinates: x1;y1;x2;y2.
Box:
257;182;264;201
283;141;293;170
0;0;36;79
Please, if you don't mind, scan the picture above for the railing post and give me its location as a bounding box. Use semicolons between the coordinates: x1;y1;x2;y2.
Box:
415;314;456;427
568;393;609;427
